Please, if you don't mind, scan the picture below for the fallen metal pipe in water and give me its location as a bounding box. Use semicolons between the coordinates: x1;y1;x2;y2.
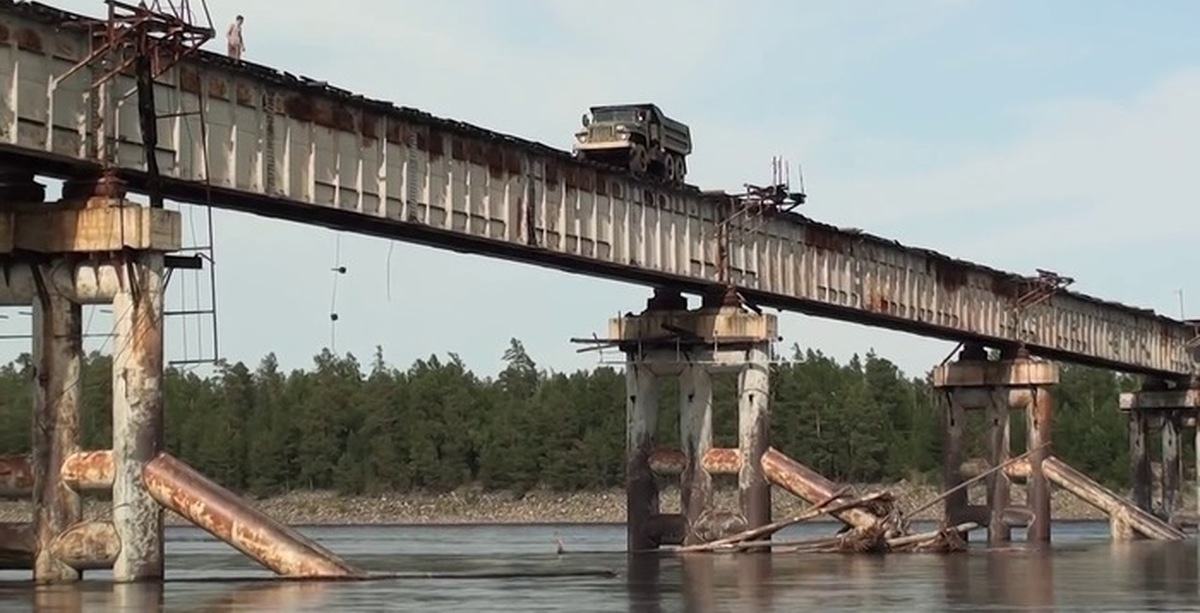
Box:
142;452;363;578
760;448;883;531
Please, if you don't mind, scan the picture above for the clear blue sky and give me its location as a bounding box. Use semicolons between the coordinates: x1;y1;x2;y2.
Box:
6;0;1200;380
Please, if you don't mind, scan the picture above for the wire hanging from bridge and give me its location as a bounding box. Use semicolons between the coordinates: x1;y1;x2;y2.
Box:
329;232;347;352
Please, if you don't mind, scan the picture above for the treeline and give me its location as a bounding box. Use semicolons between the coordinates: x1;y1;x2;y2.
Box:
0;340;1147;495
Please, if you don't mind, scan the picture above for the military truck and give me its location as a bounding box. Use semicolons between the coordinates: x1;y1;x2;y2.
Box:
572;103;692;186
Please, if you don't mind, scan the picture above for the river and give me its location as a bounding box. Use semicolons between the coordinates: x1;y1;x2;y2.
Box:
0;521;1196;611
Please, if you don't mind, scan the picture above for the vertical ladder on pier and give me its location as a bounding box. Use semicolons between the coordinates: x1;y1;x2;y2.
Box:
165;204;221;367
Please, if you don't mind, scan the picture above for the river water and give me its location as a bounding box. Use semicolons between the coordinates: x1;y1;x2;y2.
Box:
0;521;1196;611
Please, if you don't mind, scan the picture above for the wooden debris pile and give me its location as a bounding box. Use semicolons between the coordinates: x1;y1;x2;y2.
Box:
674;489;978;555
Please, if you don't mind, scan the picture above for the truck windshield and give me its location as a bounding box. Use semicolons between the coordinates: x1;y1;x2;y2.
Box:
593;109;642;123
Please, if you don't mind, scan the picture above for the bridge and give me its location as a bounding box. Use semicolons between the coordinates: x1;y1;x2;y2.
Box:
0;0;1195;586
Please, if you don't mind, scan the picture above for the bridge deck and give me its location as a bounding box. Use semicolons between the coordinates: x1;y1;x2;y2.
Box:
0;1;1193;377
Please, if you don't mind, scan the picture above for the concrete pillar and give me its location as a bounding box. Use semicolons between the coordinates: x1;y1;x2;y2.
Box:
985;390;1012;545
1129;411;1152;512
625;361;660;552
30;287;83;583
111;253;166;581
1161;411;1182;519
941;395;969;530
1025;386;1053;543
737;346;771;533
679;364;713;546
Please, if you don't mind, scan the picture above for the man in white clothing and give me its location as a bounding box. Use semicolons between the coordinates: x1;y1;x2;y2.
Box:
226;15;244;61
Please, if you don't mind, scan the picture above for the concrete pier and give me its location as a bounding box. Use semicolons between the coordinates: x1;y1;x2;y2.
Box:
0;168;361;582
1119;383;1200;528
609;289;778;549
932;345;1058;545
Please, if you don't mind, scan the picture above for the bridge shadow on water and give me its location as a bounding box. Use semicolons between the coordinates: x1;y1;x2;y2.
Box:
0;523;1194;611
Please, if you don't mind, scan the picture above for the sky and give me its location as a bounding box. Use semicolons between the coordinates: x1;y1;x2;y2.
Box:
3;0;1200;380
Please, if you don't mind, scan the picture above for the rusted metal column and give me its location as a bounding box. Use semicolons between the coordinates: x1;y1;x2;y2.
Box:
110;252;166;582
985;391;1012;545
626;360;660;551
1161;411;1182;519
678;364;713;545
1129;411;1152;512
737;346;771;533
1025;385;1053;543
30;289;84;583
143;453;361;577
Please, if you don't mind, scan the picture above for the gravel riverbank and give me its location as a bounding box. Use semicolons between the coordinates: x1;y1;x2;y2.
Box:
0;481;1183;526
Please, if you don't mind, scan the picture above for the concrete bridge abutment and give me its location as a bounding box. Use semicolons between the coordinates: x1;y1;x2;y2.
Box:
932;345;1057;546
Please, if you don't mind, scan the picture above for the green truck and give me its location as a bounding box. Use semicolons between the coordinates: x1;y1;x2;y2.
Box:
572;103;693;186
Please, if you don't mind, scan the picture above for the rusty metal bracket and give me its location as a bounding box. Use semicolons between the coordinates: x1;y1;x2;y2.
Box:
54;0;214;92
1183;320;1200;350
1014;269;1074;311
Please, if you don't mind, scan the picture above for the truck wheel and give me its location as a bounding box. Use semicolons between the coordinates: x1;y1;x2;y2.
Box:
628;144;648;175
666;155;683;185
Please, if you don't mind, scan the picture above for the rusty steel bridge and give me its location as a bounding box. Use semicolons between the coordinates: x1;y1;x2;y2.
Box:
0;0;1191;378
0;0;1198;589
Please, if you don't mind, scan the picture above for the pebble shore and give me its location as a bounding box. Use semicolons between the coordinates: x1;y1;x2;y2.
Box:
0;481;1184;525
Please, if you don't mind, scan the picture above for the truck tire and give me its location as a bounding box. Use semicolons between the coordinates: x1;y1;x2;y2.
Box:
628;144;648;175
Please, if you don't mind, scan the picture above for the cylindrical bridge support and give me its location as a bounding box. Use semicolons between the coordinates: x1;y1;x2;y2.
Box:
626;362;660;551
679;364;714;546
738;347;771;535
31;290;84;583
110;252;166;582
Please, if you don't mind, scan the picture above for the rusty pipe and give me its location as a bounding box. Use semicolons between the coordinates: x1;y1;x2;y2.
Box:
760;448;882;531
142;452;362;578
959;457;1032;480
49;521;119;571
0;451;115;498
0;454;34;497
648;448;740;475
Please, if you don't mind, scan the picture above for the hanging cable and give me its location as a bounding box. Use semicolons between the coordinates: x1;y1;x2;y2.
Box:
329;232;347;351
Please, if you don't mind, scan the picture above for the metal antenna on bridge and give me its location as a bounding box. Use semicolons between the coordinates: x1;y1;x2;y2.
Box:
713;156;807;296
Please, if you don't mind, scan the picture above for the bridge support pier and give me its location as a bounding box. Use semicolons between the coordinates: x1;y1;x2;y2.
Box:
0;169;362;581
613;288;778;550
1119;382;1200;530
932;345;1057;545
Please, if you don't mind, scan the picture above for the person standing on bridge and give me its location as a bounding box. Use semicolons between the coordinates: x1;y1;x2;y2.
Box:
226;15;245;61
